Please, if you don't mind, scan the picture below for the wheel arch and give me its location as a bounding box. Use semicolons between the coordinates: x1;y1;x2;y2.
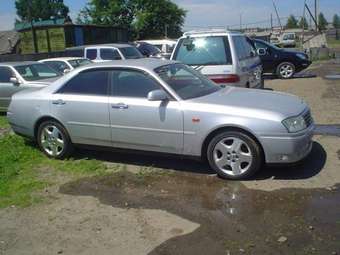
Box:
34;116;69;141
201;125;265;162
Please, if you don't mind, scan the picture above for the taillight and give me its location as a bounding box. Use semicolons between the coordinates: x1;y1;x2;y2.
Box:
207;74;240;84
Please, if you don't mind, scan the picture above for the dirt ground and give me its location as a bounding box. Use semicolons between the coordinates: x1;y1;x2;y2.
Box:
1;61;340;255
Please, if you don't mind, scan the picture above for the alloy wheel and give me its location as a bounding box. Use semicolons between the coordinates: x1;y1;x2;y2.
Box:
279;64;294;78
40;125;65;157
213;137;253;176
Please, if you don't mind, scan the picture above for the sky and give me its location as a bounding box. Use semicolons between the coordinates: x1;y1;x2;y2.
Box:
0;0;339;31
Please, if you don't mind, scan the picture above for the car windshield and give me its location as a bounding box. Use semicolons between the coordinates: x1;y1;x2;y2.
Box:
68;59;92;68
155;63;221;100
173;36;232;66
15;63;60;81
119;47;144;59
257;40;281;50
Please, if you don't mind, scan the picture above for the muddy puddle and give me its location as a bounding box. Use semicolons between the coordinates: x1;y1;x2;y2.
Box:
60;171;340;255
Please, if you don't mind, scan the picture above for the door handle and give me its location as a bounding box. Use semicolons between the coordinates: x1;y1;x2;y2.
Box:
111;103;129;109
52;99;66;105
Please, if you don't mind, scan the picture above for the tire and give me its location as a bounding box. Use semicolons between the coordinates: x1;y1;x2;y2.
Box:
207;131;263;180
276;62;295;79
37;120;73;159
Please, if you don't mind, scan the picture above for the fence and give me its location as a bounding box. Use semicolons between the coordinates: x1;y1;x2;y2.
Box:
0;51;67;62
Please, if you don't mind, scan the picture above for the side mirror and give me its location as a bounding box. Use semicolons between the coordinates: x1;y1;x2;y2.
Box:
147;89;169;101
63;69;71;74
257;48;267;56
10;77;20;86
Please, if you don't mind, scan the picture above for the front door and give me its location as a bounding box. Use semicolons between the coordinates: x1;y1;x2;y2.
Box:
0;66;20;111
109;69;183;154
51;69;111;146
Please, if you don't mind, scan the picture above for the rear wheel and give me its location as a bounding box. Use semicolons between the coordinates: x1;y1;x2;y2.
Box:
277;62;295;79
37;120;73;159
207;131;263;180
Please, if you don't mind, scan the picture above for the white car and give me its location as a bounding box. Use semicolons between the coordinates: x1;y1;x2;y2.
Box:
171;29;263;89
39;57;92;74
65;44;144;63
140;39;177;59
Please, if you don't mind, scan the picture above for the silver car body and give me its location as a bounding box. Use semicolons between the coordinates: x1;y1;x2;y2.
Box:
7;59;314;164
0;62;60;111
39;57;92;73
171;29;263;89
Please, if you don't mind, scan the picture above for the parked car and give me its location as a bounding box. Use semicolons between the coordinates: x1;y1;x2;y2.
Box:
39;57;92;74
65;44;144;62
7;59;314;180
171;29;263;89
0;61;61;111
133;42;163;58
252;39;311;79
141;39;177;59
279;32;297;48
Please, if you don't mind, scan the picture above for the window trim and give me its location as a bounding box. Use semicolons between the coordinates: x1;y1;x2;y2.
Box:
55;68;111;97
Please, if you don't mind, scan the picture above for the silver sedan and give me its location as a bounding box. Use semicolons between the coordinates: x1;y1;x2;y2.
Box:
7;59;315;179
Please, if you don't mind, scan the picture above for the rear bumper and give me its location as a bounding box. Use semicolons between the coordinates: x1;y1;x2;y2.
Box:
259;125;314;164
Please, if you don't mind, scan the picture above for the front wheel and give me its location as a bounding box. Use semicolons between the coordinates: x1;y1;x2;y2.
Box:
207;131;263;180
37;120;73;159
277;62;295;79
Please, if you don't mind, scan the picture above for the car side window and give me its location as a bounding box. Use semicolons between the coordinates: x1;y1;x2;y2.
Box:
100;48;122;60
57;70;109;96
112;70;161;98
86;49;97;60
0;67;13;83
233;36;254;60
45;61;68;73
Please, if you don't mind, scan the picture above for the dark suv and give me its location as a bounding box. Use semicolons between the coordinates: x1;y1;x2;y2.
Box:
252;39;311;79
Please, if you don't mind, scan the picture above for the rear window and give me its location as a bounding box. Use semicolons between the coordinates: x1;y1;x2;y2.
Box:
86;49;97;60
119;47;143;59
173;36;232;66
233;36;256;60
100;48;122;60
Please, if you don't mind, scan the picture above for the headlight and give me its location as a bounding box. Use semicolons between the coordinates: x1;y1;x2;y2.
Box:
282;115;307;133
296;53;307;60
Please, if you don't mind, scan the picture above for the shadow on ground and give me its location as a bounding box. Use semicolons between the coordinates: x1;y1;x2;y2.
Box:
70;141;326;181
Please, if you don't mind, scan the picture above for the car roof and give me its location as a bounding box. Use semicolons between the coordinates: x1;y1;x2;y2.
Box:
182;29;243;37
0;61;41;67
40;57;88;62
76;58;179;72
66;43;133;50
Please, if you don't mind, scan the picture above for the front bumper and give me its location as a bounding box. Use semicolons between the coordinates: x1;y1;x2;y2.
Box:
259;124;314;164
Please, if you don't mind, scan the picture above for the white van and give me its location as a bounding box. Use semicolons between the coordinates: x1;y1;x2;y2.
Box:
171;29;263;88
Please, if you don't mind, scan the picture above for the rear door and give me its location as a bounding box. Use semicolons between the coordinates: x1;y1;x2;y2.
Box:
51;69;111;146
232;35;262;88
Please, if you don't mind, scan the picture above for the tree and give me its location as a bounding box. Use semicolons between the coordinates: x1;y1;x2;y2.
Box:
15;0;69;22
286;15;298;29
299;17;309;29
333;14;340;29
76;0;186;39
318;12;328;31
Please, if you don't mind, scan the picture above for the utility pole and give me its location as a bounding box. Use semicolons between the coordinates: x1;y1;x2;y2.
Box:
240;13;242;31
272;0;282;31
270;13;273;31
315;0;318;31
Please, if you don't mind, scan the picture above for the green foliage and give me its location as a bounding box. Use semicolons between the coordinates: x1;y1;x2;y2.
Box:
318;12;328;31
286;15;299;29
299;17;309;29
76;0;186;39
0;115;10;129
15;0;69;22
333;14;340;29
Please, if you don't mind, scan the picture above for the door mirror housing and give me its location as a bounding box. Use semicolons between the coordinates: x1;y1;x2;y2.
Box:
63;69;71;74
10;77;20;86
257;48;267;56
147;89;169;101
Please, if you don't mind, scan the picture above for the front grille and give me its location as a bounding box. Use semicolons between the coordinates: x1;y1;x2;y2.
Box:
303;110;313;127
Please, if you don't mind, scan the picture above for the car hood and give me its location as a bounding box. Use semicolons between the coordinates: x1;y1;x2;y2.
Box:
188;87;307;119
24;76;61;86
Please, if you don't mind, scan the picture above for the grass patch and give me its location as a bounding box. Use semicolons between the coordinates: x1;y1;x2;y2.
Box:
327;38;340;49
0;115;108;208
0;114;10;129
